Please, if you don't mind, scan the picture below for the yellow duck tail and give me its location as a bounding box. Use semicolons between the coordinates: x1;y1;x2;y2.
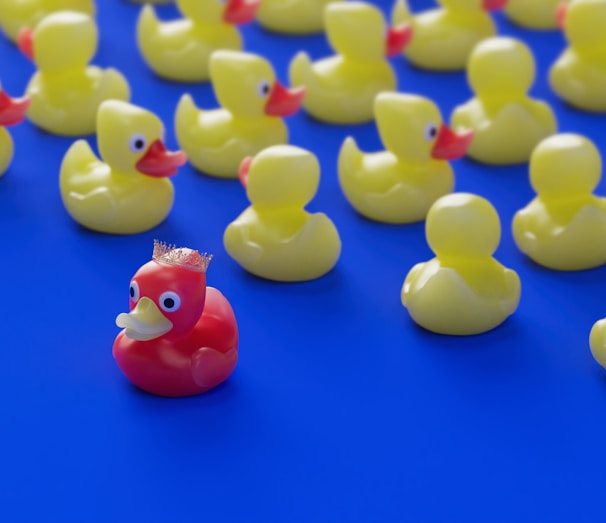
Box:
289;51;314;93
96;68;131;106
174;93;201;155
391;0;413;26
337;136;364;201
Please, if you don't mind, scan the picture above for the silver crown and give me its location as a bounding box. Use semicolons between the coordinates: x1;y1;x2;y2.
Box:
152;240;212;273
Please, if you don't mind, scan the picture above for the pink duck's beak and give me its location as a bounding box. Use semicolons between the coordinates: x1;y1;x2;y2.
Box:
483;0;508;11
556;2;569;29
0;90;31;126
238;156;253;187
136;140;187;178
431;125;474;161
17;27;34;60
264;81;306;117
223;0;261;25
386;23;413;58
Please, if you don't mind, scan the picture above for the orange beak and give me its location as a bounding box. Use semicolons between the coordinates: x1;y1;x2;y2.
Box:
431;125;474;161
264;81;306;117
0;90;31;126
136;140;187;178
238;156;253;187
17;27;34;60
556;2;568;29
223;0;260;25
386;23;413;58
482;0;508;11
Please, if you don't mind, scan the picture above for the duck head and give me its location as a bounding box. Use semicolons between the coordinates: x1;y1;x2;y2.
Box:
0;83;31;127
238;145;320;209
426;193;501;259
116;241;212;342
18;10;97;71
325;2;412;60
97;100;186;177
374;92;473;163
558;0;606;54
210;50;305;118
439;0;508;11
177;0;260;25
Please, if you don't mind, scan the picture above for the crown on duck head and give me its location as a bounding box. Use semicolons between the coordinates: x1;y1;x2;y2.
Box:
152;240;213;273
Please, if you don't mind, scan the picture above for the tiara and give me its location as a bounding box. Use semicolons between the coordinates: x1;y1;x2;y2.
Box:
152;240;213;273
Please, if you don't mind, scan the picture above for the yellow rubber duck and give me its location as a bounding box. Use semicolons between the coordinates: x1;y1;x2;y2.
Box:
137;0;261;83
17;11;130;136
451;37;557;165
60;100;187;235
392;0;507;71
0;84;31;176
0;0;94;43
338;92;474;224
549;0;606;112
504;0;567;29
512;134;606;271
223;145;341;282
289;1;412;124
401;193;521;335
256;0;343;34
175;50;306;179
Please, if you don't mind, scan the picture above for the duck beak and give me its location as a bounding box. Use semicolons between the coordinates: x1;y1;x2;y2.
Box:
385;23;413;58
431;125;474;160
136;140;187;178
0;91;31;126
264;81;306;117
17;27;34;60
238;156;253;187
116;297;173;342
556;2;568;29
223;0;260;25
482;0;508;11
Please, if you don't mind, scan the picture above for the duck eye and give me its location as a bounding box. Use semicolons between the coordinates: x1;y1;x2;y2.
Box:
159;291;181;313
129;134;147;154
257;80;271;98
425;124;439;141
129;281;140;303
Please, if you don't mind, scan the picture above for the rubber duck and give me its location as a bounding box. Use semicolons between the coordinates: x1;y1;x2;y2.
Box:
0;0;94;43
175;50;305;179
338;92;474;224
17;10;130;136
60;100;187;234
401;193;521;335
257;0;343;34
549;0;606;112
512;134;606;271
289;2;412;124
137;0;261;83
504;0;567;29
0;84;31;177
223;145;341;281
392;0;507;71
451;37;557;165
114;240;238;397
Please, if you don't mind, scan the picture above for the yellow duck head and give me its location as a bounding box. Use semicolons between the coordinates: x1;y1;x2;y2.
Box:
210;50;306;118
177;0;260;25
237;145;320;209
427;193;501;259
17;10;97;71
325;2;412;61
375;92;474;162
0;82;31;128
557;0;606;55
467;37;535;99
97;100;187;177
438;0;508;11
529;133;601;200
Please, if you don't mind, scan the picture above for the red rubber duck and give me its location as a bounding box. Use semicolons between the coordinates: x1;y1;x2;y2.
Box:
113;240;238;397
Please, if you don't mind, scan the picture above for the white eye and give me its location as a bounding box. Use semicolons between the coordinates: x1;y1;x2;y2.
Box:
257;80;271;98
159;291;181;313
425;123;439;141
129;281;140;303
129;134;147;154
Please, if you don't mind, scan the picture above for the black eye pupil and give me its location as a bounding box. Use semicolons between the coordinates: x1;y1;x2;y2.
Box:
135;139;144;149
262;84;270;94
164;298;175;309
429;127;437;137
129;286;135;298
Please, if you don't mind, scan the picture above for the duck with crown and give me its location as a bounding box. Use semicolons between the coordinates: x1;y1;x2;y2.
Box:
114;240;238;397
137;0;260;83
289;1;412;124
549;0;606;112
0;83;31;177
17;10;130;136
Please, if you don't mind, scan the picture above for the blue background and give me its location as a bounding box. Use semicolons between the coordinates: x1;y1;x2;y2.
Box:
2;0;606;521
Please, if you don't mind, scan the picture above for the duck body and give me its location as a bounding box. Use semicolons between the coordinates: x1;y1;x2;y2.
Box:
504;0;564;29
257;0;343;34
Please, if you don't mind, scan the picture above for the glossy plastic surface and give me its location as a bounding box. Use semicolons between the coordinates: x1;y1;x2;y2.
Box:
137;0;260;82
257;0;344;34
451;36;557;164
0;85;30;176
504;0;565;29
338;92;473;223
224;145;341;281
289;1;411;124
175;50;305;178
60;100;186;234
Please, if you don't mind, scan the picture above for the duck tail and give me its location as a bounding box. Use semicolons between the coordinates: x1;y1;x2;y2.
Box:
391;0;413;25
174;93;200;150
136;5;160;55
288;51;313;92
337;136;364;185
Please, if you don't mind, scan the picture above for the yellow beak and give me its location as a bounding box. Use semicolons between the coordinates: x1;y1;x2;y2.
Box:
115;297;173;341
